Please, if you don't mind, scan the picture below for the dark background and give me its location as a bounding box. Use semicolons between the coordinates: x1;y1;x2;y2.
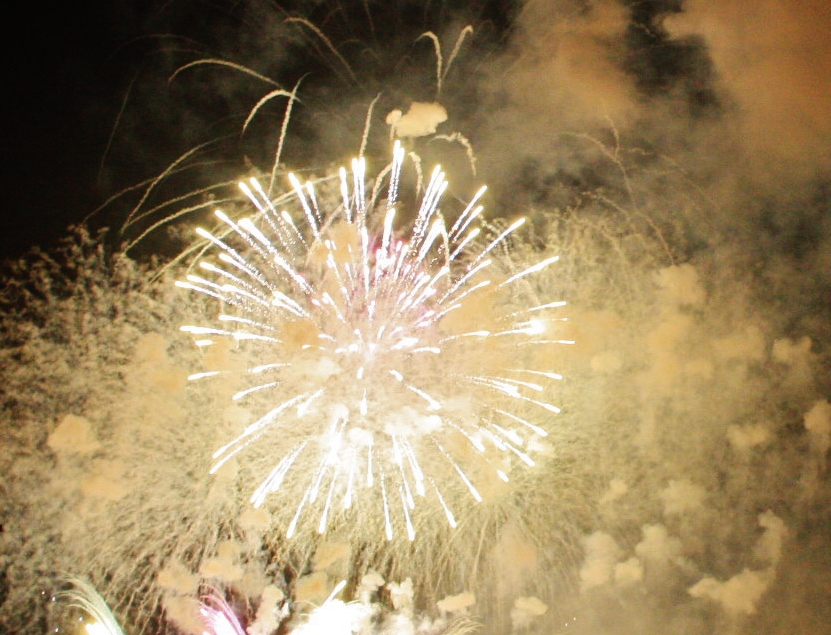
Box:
2;2;152;259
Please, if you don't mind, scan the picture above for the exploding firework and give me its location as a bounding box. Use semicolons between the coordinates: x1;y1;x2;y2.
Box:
178;141;570;541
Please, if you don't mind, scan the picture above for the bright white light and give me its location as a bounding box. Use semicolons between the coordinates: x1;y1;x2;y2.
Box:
178;142;569;538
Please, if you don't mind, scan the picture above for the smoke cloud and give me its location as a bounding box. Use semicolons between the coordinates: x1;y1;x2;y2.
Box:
666;0;831;174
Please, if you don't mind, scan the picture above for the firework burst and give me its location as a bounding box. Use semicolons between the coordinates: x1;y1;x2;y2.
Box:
178;142;569;541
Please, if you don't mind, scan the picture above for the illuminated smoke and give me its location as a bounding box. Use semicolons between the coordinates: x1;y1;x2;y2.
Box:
3;2;831;635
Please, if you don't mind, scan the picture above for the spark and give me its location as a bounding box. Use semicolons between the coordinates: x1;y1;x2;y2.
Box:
179;141;568;540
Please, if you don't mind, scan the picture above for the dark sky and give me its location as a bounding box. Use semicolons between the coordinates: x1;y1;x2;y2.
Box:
3;2;145;259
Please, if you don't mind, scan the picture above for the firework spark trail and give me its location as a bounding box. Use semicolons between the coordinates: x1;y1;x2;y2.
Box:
178;141;570;540
57;578;126;635
199;591;247;635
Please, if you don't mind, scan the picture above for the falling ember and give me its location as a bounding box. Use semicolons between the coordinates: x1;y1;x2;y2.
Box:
178;141;570;540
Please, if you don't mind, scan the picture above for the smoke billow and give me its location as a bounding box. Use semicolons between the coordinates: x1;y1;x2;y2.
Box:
2;1;830;634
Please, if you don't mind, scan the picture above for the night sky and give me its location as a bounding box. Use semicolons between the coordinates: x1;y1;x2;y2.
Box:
4;2;143;258
3;1;504;258
6;1;831;261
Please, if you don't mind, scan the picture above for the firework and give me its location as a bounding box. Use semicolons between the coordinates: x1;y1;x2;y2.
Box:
56;578;126;635
198;591;247;635
178;141;569;540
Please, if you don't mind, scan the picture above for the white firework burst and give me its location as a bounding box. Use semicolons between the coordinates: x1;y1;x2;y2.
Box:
178;141;570;541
